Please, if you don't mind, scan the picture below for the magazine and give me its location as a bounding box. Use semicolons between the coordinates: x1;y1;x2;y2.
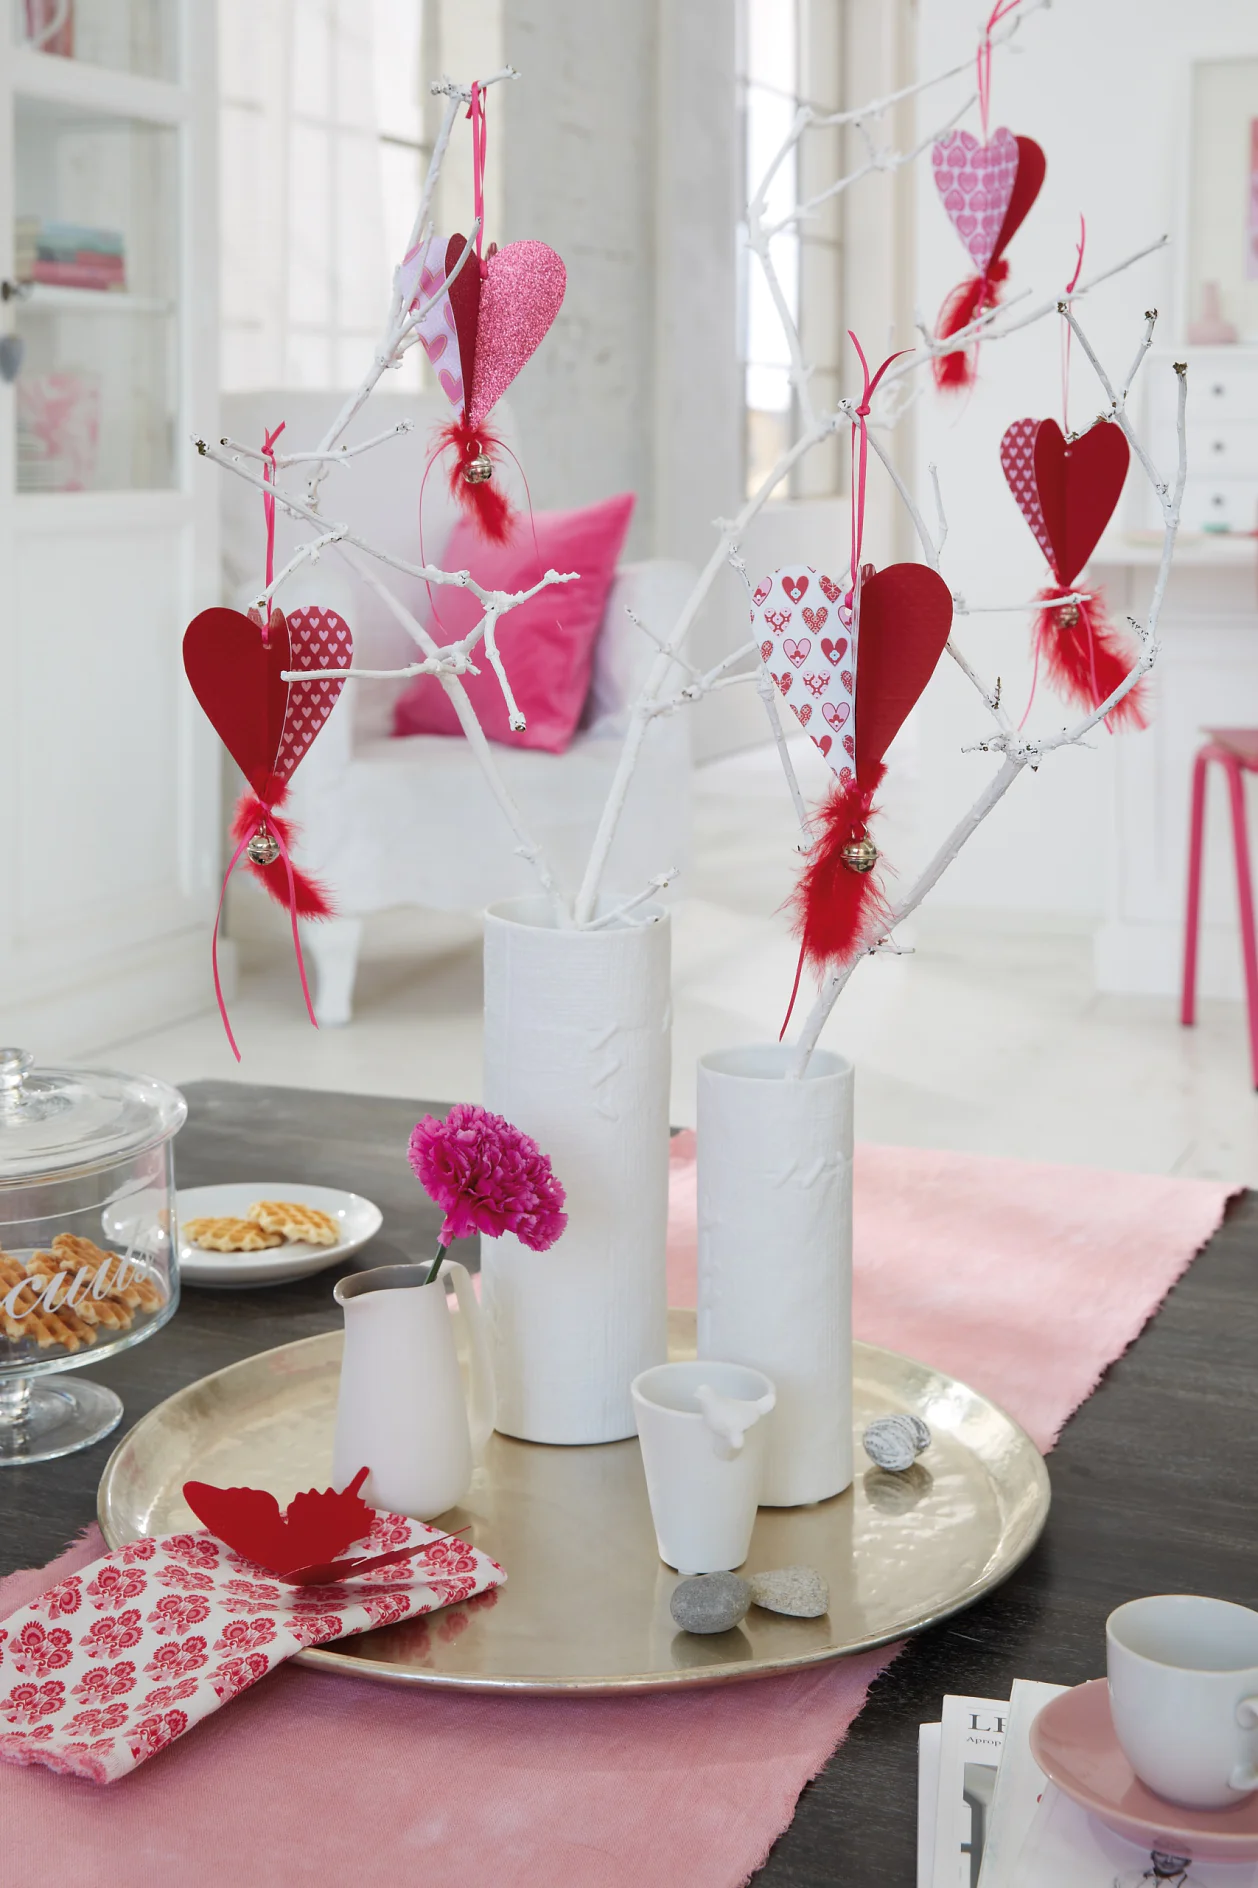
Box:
931;1694;1009;1888
976;1679;1066;1887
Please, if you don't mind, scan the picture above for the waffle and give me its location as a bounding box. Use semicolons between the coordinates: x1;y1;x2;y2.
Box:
49;1234;165;1312
246;1200;340;1247
183;1216;285;1253
0;1252;96;1352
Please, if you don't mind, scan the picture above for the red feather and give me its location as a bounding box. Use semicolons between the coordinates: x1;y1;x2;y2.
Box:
790;764;891;971
1033;586;1147;730
932;260;1009;391
231;787;336;919
435;416;516;544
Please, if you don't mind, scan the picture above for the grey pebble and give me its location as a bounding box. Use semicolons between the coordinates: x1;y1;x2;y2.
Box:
749;1566;830;1618
670;1572;752;1634
863;1412;931;1473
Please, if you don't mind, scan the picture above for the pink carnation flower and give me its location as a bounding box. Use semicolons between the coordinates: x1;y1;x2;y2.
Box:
408;1104;567;1253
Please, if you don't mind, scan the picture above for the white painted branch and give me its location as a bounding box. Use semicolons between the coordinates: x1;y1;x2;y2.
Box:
256;530;346;609
626;606;701;681
329;538;569;921
929;463;948;561
786;755;1026;1072
955;592;1092;615
478;607;527;732
755;668;811;841
786;332;1187;1070
196;436;576;617
221;422;414;469
580;870;678;932
806;0;1048;131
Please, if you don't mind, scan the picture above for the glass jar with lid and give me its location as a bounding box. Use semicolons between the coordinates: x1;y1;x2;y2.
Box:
0;1047;185;1465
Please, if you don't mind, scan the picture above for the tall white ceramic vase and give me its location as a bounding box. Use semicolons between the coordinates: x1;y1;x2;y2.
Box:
696;1044;854;1506
481;894;671;1444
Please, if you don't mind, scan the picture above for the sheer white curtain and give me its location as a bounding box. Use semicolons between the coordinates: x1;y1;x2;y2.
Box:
219;0;427;392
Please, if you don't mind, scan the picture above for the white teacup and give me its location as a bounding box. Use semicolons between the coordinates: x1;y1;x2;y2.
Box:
631;1361;775;1575
1108;1595;1258;1810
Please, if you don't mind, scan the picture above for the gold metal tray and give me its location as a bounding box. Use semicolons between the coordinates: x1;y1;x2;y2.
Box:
98;1313;1049;1694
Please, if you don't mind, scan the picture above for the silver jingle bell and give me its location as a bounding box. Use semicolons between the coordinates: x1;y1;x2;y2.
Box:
1058;602;1081;628
246;828;281;867
463;452;494;485
841;834;878;875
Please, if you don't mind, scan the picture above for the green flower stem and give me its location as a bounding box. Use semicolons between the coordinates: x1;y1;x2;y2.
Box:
424;1243;448;1286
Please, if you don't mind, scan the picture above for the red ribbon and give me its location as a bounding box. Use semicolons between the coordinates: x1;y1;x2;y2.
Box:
977;0;1021;140
1060;214;1086;430
211;807;318;1063
261;421;286;623
847;332;911;599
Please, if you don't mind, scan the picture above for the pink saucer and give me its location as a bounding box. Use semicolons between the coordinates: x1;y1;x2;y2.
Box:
1031;1679;1258;1862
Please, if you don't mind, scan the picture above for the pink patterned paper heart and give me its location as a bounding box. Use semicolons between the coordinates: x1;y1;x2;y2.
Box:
467;241;566;430
274;606;354;780
932;127;1019;273
999;417;1054;568
751;567;855;781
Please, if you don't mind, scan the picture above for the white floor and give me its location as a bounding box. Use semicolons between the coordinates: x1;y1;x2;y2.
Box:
98;743;1258;1185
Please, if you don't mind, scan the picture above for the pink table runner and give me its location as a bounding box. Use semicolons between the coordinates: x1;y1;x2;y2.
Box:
3;1138;1236;1887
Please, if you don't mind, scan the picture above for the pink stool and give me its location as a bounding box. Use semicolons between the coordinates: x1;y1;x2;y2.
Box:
1181;729;1258;1087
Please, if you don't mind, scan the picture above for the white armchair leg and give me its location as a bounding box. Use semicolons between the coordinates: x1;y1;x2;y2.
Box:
301;916;364;1027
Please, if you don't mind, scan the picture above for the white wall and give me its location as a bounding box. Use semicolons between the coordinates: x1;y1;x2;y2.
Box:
911;0;1258;921
501;0;744;760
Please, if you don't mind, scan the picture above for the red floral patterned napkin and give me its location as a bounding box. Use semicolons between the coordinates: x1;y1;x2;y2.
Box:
0;1514;504;1783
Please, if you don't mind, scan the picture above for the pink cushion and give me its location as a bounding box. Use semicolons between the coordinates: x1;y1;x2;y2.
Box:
391;493;636;754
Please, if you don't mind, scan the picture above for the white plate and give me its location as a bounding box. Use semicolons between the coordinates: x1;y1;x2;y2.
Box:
171;1183;383;1290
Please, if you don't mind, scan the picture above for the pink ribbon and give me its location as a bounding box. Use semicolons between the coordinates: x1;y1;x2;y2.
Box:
261;421;286;626
977;0;1021;140
467;82;487;275
211;811;318;1064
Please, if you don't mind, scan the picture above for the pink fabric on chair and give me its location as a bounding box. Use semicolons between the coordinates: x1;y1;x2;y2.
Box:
392;492;635;753
2;1140;1236;1888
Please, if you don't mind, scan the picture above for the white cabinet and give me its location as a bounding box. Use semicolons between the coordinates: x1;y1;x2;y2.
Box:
0;1;220;1055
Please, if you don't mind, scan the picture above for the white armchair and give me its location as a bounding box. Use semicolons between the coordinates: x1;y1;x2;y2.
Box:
220;392;694;1024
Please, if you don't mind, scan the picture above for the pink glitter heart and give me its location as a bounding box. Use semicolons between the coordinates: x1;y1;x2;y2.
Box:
931;127;1018;272
467;241;566;430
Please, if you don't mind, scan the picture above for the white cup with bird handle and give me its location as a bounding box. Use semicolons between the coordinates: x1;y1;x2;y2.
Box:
631;1360;776;1574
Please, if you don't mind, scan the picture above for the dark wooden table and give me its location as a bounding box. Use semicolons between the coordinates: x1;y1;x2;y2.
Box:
3;1080;1253;1885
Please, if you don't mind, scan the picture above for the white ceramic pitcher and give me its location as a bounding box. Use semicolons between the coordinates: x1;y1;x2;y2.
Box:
333;1260;494;1520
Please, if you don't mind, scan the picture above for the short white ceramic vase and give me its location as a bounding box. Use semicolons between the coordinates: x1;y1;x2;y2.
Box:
332;1259;494;1520
481;894;671;1445
632;1360;776;1573
696;1044;854;1507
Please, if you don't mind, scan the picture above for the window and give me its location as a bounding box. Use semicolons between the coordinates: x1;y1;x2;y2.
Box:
738;0;843;499
219;0;426;392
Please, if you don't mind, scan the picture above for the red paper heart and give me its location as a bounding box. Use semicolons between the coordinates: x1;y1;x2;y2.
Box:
445;234;482;411
183;1469;374;1579
183;608;292;799
1032;419;1129;586
182;606;352;801
993;137;1046;261
855;565;954;779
